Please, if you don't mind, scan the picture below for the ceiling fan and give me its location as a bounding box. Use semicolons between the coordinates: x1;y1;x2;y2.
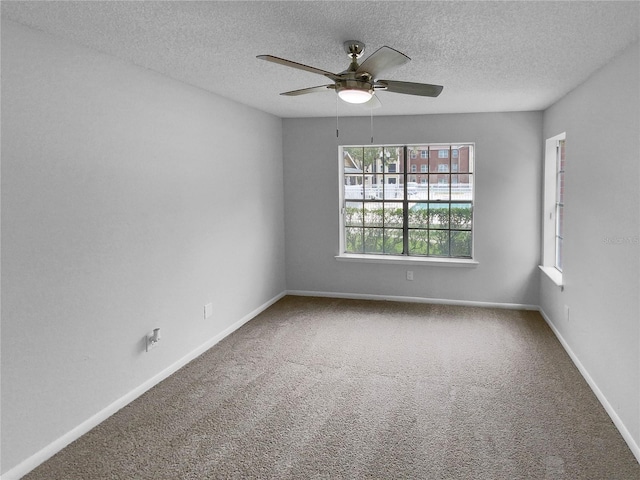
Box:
257;40;443;108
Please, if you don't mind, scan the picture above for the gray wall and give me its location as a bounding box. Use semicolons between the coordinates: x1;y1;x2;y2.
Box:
1;20;286;474
283;112;543;306
540;42;640;450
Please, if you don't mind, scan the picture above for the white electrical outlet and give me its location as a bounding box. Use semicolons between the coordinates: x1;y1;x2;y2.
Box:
407;270;414;281
204;303;213;319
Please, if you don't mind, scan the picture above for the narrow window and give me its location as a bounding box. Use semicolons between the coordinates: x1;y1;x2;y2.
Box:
542;132;566;284
555;139;566;271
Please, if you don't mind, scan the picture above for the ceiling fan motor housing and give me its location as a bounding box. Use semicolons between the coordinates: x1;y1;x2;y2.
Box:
336;79;373;95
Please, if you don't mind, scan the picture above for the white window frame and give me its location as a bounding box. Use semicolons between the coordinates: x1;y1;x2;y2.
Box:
338;144;478;266
540;132;566;287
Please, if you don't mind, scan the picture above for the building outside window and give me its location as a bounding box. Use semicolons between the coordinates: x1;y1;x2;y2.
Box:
341;144;474;258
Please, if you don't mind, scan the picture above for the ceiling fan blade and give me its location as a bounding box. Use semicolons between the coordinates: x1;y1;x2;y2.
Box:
280;85;335;96
356;46;410;80
257;55;340;81
360;94;382;109
375;80;443;97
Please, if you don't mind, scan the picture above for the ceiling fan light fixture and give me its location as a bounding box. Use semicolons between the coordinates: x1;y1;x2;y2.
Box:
338;88;373;104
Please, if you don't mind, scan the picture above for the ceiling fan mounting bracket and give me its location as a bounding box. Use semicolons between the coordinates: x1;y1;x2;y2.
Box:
343;40;365;59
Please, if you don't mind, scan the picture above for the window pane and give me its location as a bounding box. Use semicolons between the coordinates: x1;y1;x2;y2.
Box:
453;146;471;173
344;202;364;227
384;228;404;254
343;146;364;195
344;227;363;253
452;174;473;201
363;175;377;199
363;146;383;173
557;205;564;238
408;229;429;255
451;203;472;229
429;230;450;256
344;183;363;200
429;175;450;201
364;203;383;227
408;202;429;228
382;182;403;200
384;202;404;227
364;228;383;254
450;231;472;257
556;237;563;271
558;173;565;203
429;203;450;229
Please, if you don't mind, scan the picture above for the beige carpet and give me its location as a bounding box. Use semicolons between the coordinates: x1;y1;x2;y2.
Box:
25;296;639;479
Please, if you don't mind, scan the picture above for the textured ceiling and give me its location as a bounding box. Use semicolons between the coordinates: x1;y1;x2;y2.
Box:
2;1;639;118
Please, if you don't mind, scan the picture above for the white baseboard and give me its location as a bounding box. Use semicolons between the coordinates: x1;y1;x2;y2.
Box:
286;289;540;311
0;291;287;480
537;307;640;465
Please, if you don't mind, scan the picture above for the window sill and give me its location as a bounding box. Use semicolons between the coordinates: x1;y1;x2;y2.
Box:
335;254;479;267
539;265;564;289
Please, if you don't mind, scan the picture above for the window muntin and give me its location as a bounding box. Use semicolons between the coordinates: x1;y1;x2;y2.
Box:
341;144;474;259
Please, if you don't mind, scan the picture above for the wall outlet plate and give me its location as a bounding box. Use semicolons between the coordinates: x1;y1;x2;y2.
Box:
204;303;213;319
146;335;157;352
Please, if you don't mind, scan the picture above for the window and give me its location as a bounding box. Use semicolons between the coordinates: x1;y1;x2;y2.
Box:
438;149;449;158
420;164;427;173
341;144;474;258
541;133;566;285
555;139;566;271
438;163;449;172
388;163;397;173
411;164;417;173
421;150;428;159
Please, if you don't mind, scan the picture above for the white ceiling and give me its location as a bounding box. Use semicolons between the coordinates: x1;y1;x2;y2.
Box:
2;1;639;118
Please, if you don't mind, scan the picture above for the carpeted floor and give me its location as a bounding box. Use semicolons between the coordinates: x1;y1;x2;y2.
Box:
24;296;639;479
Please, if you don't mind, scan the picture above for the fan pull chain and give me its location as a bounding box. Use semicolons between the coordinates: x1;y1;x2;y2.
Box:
336;94;339;138
370;107;374;144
